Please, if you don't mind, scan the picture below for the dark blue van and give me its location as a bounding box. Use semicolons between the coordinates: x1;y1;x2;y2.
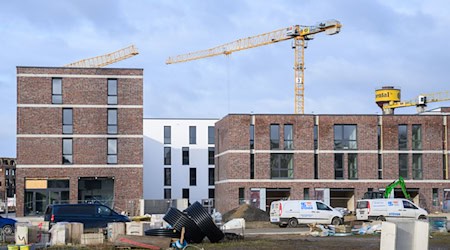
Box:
44;204;130;229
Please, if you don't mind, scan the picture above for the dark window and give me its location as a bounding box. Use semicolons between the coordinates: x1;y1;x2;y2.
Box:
164;147;171;165
304;188;310;200
250;125;255;149
412;154;423;180
314;154;318;179
270;124;280;149
334;153;344;179
378;154;383;179
270;154;293;179
334;125;357;149
182;189;189;199
208;189;215;199
399;154;408;178
63;108;73;134
348;153;358;179
402;200;418;209
284;124;293;150
164;168;171;186
208;147;215;165
412;125;422;150
316;202;332;211
107;139;118;164
62;138;73;164
108;79;118;105
182;147;189;165
108;109;118;134
164;126;171;144
52;78;62;104
377;125;381;150
444;155;447;180
314;125;318;150
208;126;215;144
48;179;69;189
250;154;255;179
164;188;171;199
239;188;245;205
189;126;196;144
432;188;439;206
189;168;197;186
208;168;215;186
398;125;408;150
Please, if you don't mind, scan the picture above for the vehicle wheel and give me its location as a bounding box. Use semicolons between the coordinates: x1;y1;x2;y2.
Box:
2;225;13;235
418;215;427;220
376;216;386;221
288;218;298;228
279;224;288;228
331;217;342;226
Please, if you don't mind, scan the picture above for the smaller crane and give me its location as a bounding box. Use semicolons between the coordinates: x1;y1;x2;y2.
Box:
363;177;411;200
375;86;450;114
64;45;139;68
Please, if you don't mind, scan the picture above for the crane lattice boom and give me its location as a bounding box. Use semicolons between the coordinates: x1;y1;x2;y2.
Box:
166;20;342;114
65;45;139;68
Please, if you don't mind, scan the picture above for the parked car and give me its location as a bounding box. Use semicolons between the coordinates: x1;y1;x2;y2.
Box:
270;200;343;227
356;198;428;221
0;216;16;235
44;203;130;229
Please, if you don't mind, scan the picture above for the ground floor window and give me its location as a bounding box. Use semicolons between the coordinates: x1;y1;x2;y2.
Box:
24;179;69;216
78;177;115;208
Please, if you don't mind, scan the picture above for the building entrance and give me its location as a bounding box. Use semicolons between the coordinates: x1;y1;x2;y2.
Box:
24;179;70;216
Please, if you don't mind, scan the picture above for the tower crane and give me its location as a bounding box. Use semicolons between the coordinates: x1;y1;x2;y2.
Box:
166;20;342;114
375;86;450;114
64;45;139;68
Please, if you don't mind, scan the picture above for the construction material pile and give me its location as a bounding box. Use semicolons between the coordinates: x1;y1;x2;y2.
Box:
222;204;269;222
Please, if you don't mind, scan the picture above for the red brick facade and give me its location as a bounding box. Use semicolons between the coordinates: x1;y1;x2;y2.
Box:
215;114;450;214
16;67;143;216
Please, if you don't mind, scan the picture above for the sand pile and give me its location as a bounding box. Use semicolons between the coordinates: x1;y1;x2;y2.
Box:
222;204;270;222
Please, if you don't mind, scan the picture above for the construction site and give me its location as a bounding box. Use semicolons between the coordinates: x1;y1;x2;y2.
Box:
0;1;449;249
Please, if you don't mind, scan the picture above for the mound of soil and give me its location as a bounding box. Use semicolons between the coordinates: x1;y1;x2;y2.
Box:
222;204;270;222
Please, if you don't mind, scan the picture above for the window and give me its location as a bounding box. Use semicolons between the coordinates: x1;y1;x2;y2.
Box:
182;147;189;165
304;188;310;200
398;125;408;150
432;188;439;206
182;189;189;199
107;139;118;164
270;124;280;149
348;154;358;179
52;78;62;104
189;126;196;144
377;125;381;150
378;154;383;179
164;126;171;144
284;124;293;150
208;126;215;144
250;125;255;149
334;125;357;149
314;125;318;150
164;147;171;165
270;154;293;179
208;147;215;165
164;188;171;199
164;168;171;186
444;155;448;180
63;108;73;134
239;188;245;205
316;202;332;211
208;168;215;186
402;200;418;209
399;154;408;178
334;153;344;179
250;154;255;179
189;168;197;186
314;154;318;179
412;154;423;179
209;189;215;199
412;125;422;150
108;79;118;105
62;138;73;164
108;109;118;134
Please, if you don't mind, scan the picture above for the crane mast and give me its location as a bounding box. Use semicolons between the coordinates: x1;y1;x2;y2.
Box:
65;45;139;68
167;20;342;114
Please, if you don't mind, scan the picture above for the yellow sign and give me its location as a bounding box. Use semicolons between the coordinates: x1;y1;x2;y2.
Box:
375;89;401;103
25;179;47;189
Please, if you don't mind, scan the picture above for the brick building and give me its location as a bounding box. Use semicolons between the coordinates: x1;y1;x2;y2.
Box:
214;111;450;214
16;67;143;216
0;158;16;200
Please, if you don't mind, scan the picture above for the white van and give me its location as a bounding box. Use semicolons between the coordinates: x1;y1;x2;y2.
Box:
356;198;428;221
270;200;343;227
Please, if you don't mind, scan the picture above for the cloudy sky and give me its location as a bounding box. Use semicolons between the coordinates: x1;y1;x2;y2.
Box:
1;0;450;157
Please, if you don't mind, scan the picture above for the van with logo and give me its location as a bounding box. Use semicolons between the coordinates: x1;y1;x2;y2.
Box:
269;200;343;227
44;203;130;229
356;198;428;221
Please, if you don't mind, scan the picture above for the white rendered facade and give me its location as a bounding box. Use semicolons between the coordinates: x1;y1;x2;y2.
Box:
143;118;218;204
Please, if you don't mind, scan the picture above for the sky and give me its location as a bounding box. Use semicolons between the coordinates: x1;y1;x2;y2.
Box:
1;0;450;157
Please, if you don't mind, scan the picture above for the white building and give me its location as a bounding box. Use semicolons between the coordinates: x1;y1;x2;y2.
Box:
143;118;218;204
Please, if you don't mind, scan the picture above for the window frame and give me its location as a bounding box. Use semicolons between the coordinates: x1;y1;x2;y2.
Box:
208;147;215;165
270;153;294;179
189;126;196;144
348;153;358;179
52;78;63;104
412;124;422;150
270;124;280;149
284;124;293;150
107;138;118;164
164;168;171;186
208;126;215;145
62;138;73;164
164;147;171;165
107;79;118;105
107;109;118;134
334;153;344;179
189;168;197;186
62;108;73;134
182;147;189;165
412;154;423;180
164;126;171;144
398;125;408;150
334;125;357;150
399;153;408;178
208;168;215;186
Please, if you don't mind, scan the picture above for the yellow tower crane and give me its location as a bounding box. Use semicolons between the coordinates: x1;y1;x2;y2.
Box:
166;20;342;114
375;86;450;114
64;45;139;67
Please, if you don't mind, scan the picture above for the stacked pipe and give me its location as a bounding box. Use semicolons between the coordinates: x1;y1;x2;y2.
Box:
163;207;205;243
184;201;225;243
